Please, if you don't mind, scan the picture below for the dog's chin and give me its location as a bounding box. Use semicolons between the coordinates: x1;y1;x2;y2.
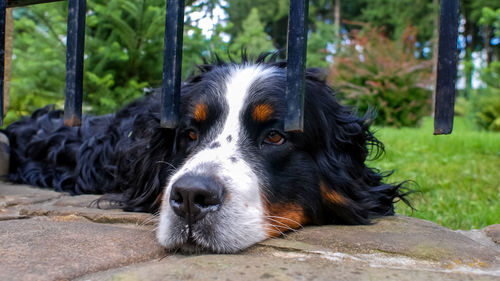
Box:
164;235;243;254
169;237;215;254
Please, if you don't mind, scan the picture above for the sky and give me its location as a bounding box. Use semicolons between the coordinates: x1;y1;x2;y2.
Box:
185;0;228;41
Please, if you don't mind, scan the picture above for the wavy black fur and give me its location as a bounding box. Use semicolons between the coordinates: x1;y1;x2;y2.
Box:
4;54;410;223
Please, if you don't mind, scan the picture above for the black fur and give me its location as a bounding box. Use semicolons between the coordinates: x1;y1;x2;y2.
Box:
4;55;409;224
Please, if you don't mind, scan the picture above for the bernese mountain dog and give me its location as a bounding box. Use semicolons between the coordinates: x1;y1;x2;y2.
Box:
3;54;409;253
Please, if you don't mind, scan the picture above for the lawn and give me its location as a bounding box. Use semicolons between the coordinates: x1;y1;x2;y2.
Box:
371;117;500;230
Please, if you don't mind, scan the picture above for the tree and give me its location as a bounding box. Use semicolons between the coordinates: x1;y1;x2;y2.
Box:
229;8;274;58
7;0;224;123
460;0;500;98
83;0;166;113
477;5;500;64
224;0;289;49
360;0;435;56
8;3;68;124
467;0;500;64
307;21;337;68
334;0;341;39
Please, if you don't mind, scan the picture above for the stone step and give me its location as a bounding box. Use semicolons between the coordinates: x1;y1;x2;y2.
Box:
1;182;499;281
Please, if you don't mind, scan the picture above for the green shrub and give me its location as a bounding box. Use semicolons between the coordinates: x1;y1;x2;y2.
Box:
329;26;432;127
473;61;500;131
454;96;470;117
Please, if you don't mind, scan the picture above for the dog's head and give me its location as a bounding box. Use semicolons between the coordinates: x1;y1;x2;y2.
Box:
155;57;403;253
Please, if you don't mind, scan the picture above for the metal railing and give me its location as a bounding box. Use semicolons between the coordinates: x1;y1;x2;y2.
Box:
434;0;459;135
0;0;458;134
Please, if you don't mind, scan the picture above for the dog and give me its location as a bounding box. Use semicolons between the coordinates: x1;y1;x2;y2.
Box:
3;54;408;253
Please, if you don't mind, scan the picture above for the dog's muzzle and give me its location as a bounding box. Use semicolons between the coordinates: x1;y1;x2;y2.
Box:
169;175;226;224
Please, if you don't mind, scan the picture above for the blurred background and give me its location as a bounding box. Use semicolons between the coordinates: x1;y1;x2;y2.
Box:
2;0;499;229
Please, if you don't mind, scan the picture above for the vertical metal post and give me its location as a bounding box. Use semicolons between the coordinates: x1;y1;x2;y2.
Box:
64;0;86;127
434;0;459;135
0;0;5;126
161;0;185;128
285;0;308;132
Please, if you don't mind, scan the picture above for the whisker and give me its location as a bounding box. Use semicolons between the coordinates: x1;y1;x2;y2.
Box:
268;225;286;237
139;210;160;228
265;215;304;228
265;217;294;229
273;219;297;232
156;160;177;170
263;222;287;237
264;218;300;234
140;215;159;227
263;222;293;238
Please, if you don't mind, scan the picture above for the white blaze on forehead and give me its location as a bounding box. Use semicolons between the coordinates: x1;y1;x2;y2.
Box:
219;65;278;143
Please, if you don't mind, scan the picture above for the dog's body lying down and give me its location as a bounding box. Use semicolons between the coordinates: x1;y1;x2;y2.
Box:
4;56;407;253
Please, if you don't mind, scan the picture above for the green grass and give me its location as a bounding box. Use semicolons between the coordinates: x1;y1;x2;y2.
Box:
370;117;500;230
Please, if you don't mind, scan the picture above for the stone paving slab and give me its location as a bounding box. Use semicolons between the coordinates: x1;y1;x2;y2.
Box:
268;216;500;265
1;182;500;281
0;208;26;221
18;205;154;225
76;246;500;281
0;182;154;225
0;217;164;281
457;228;500;249
484;225;500;244
0;183;64;208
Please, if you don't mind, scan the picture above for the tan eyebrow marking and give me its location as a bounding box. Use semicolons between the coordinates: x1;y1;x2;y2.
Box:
252;104;274;122
194;103;208;122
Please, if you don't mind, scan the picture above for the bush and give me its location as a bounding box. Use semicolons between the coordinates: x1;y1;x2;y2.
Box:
473;61;500;131
329;26;432;127
454;96;470;117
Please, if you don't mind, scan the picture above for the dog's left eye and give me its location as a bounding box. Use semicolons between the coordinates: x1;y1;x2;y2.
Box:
264;131;285;145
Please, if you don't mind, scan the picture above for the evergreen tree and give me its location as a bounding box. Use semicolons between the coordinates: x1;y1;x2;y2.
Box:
307;21;337;68
229;8;275;58
225;0;289;49
7;0;223;123
8;3;68;124
360;0;435;55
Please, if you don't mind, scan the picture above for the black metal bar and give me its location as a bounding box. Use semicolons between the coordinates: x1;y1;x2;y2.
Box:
285;0;309;132
434;0;459;135
63;0;86;127
0;0;5;126
161;0;185;128
7;0;63;8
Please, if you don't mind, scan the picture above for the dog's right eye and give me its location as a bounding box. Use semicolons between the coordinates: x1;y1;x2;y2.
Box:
187;130;198;141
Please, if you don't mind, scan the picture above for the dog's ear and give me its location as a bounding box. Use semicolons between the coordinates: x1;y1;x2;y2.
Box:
103;97;178;213
302;70;401;225
115;71;218;212
114;126;177;213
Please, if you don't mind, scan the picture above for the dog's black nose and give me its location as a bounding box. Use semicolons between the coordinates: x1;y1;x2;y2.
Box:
169;175;225;223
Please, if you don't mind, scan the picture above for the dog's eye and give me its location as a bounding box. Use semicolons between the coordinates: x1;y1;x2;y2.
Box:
264;131;285;145
187;130;198;141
